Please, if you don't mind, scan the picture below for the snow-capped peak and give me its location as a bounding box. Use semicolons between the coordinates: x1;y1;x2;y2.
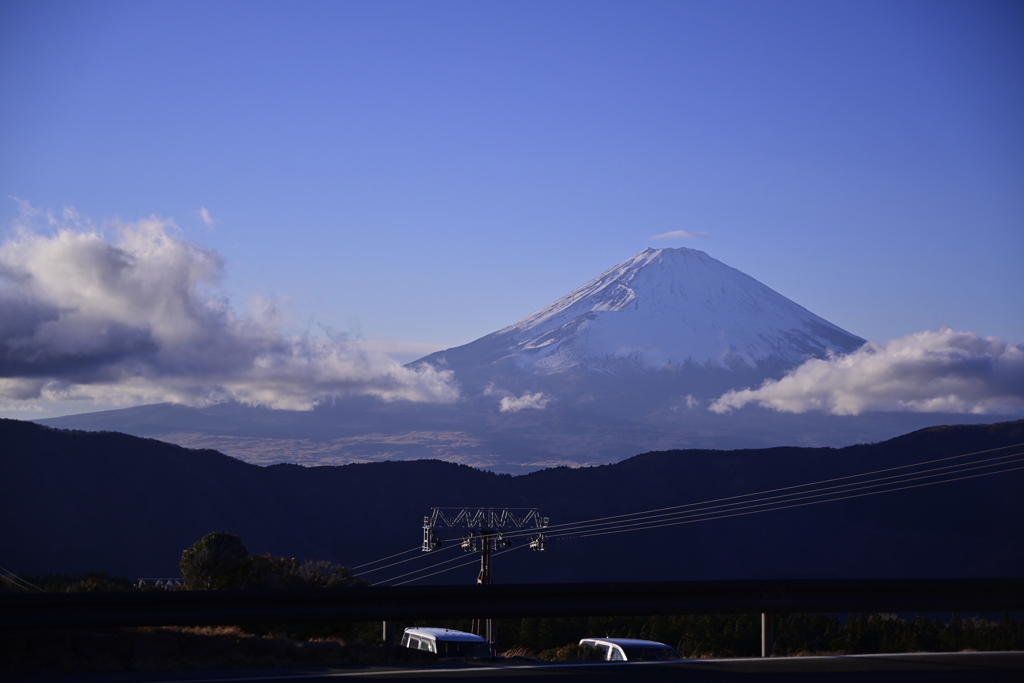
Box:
418;247;864;386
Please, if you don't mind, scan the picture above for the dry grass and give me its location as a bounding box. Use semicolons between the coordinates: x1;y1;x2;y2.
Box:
537;643;606;662
140;625;263;638
0;626;365;674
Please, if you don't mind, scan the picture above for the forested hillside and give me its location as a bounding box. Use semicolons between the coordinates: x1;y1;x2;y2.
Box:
2;418;1022;582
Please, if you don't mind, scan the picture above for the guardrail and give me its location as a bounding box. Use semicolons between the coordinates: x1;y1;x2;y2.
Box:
3;578;1022;631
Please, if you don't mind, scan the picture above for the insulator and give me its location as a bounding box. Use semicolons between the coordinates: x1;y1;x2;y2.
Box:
461;535;476;552
529;533;547;552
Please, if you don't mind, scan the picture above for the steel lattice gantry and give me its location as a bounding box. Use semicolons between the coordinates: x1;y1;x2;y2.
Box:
420;507;549;650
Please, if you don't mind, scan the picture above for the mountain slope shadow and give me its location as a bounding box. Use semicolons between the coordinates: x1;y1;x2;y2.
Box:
2;418;1022;582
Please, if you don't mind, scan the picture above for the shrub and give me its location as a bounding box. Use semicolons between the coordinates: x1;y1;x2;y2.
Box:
246;555;363;589
179;532;366;591
179;532;250;590
537;643;605;661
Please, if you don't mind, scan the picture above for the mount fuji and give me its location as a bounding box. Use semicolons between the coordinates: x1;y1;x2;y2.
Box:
39;248;990;471
418;247;863;402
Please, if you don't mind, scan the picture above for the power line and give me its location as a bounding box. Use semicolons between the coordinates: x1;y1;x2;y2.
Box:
0;565;42;593
356;544;460;576
381;458;1024;586
371;548;482;586
389;545;526;587
445;443;1024;543
362;443;1024;587
350;546;422;571
564;462;1024;541
387;556;482;587
532;452;1024;540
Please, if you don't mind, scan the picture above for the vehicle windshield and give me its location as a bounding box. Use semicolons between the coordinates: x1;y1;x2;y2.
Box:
621;646;681;661
436;641;491;658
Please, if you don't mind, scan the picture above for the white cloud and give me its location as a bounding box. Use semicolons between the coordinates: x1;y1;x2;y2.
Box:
485;383;552;412
198;207;215;227
499;392;550;413
709;328;1024;416
355;339;446;365
0;205;459;411
650;230;707;240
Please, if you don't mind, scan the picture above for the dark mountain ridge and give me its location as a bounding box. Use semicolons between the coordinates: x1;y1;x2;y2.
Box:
3;418;1022;583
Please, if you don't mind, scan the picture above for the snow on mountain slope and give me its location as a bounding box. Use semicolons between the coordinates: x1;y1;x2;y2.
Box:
418;248;864;382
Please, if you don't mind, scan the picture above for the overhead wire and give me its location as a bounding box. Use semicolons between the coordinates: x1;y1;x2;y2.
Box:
0;564;42;593
0;566;41;592
350;547;422;571
446;442;1024;543
421;443;1024;545
380;459;1024;586
0;573;38;593
355;543;460;576
563;461;1024;541
527;451;1024;540
392;455;1023;583
370;546;488;586
363;443;1024;586
389;545;527;587
384;555;482;588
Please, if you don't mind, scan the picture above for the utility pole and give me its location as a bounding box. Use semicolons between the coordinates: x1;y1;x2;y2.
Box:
473;529;493;643
422;508;548;653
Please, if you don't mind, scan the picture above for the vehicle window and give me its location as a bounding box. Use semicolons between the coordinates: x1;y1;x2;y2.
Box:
609;645;625;661
400;634;411;648
621;647;681;661
436;641;491;658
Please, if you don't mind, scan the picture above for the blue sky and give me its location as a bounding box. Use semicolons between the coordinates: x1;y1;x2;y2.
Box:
1;1;1022;417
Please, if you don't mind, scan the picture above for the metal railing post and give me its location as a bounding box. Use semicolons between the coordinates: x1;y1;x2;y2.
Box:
382;620;395;657
761;612;774;657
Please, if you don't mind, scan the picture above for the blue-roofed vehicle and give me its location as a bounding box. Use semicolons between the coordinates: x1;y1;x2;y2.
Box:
400;627;491;658
579;637;681;662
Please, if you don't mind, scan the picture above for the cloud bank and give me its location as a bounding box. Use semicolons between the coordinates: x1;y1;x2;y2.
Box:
710;329;1024;416
0;208;458;410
